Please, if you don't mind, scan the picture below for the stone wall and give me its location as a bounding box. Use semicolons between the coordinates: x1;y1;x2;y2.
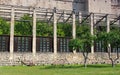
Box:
88;0;112;14
0;0;73;10
0;0;88;13
0;52;120;66
0;0;120;14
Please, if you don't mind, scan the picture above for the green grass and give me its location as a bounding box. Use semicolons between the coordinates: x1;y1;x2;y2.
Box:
0;64;120;75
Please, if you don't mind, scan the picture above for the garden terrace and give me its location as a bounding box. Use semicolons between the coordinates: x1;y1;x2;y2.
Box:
0;4;120;65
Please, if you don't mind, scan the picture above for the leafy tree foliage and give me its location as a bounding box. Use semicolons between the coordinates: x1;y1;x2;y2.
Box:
69;38;83;50
36;21;53;36
15;14;32;35
97;30;120;67
57;23;72;37
69;24;96;67
0;17;10;35
14;14;72;37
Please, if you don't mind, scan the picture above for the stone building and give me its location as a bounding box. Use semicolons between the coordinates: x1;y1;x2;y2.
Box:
0;0;119;14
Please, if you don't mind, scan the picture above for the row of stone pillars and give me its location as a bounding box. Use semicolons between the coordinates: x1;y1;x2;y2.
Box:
9;7;111;59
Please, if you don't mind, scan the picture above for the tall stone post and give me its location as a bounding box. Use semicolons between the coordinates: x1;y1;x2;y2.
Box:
90;13;94;54
106;15;110;51
10;7;15;60
32;8;36;57
79;12;82;24
119;19;120;27
53;7;57;54
72;11;76;53
106;15;110;33
72;11;76;39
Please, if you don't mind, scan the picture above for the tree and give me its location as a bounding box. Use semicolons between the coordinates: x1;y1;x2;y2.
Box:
69;25;95;68
0;17;10;34
97;30;120;67
36;21;53;36
69;37;94;68
57;23;72;37
15;14;32;35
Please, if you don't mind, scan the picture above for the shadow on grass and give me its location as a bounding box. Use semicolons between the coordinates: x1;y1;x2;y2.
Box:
83;64;112;68
42;64;81;69
41;64;115;69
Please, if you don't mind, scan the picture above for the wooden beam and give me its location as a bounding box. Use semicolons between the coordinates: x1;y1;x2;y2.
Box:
64;13;72;23
57;11;64;22
15;20;31;22
80;13;92;24
44;9;48;21
94;14;108;26
47;13;54;23
110;16;120;25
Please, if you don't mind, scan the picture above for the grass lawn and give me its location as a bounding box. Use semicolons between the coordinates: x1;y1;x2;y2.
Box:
0;64;120;75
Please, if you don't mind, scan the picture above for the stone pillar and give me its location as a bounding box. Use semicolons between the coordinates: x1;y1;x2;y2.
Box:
106;15;110;49
106;15;110;33
72;11;76;39
72;11;76;53
119;19;120;27
90;13;94;54
10;7;15;60
53;8;57;54
32;8;36;57
79;12;82;24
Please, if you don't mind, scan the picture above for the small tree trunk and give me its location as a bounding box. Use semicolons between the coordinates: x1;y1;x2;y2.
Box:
84;57;87;68
83;51;88;68
110;59;115;67
108;53;115;67
108;47;119;68
112;61;115;67
109;55;119;68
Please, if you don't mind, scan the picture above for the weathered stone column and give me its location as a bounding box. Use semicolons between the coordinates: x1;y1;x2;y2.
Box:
32;8;36;57
53;8;57;54
106;15;110;33
106;15;110;49
119;19;120;27
10;7;15;60
90;13;94;54
72;11;76;39
72;11;76;53
79;12;82;24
